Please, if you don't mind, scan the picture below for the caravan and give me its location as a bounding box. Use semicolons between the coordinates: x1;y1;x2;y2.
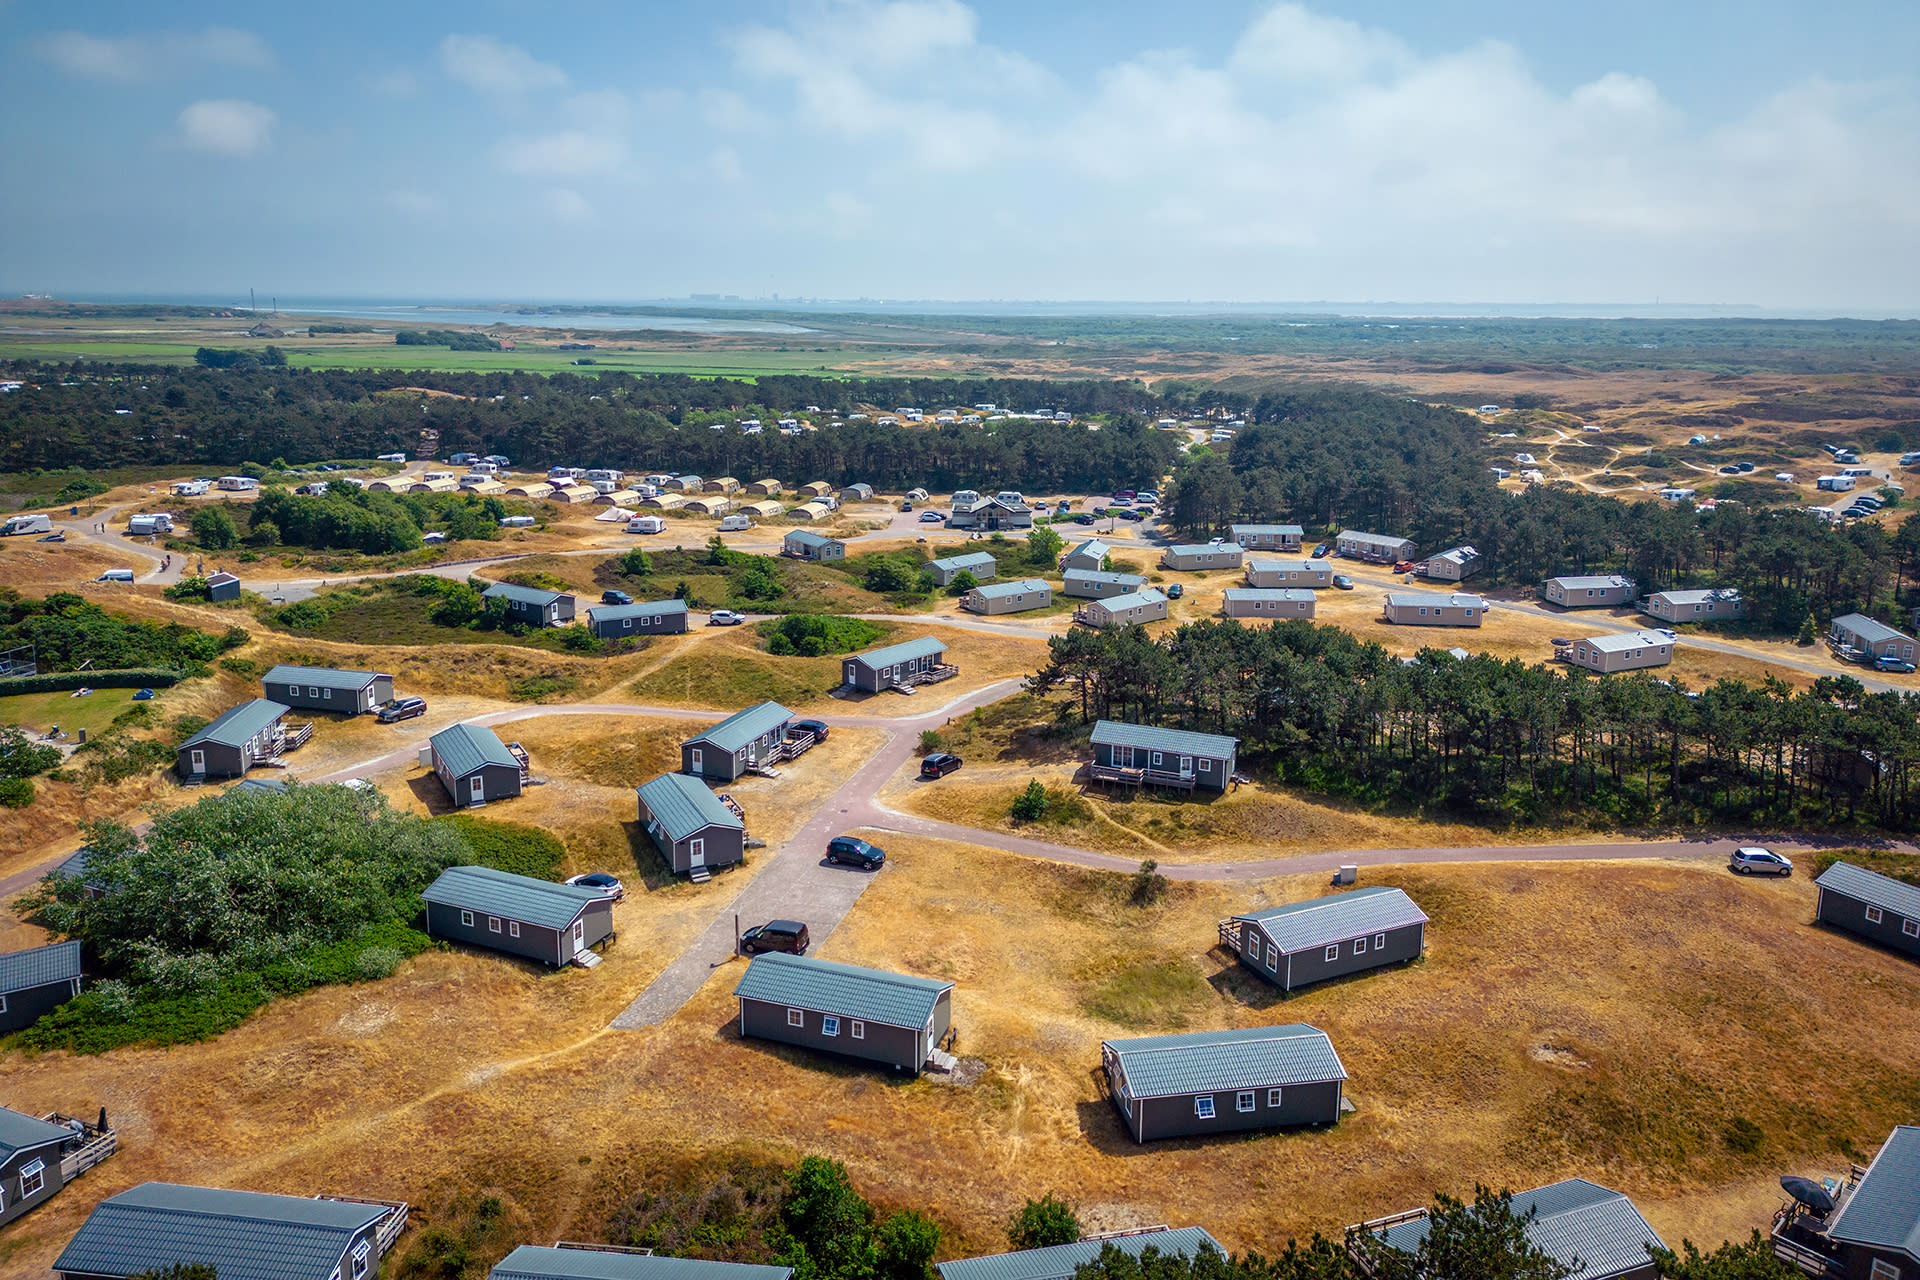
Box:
2;513;52;536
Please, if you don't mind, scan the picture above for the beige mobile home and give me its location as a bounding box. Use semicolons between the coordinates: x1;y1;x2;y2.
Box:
1566;630;1673;673
1383;592;1485;627
1223;588;1316;620
1160;542;1245;571
1244;559;1330;589
1231;524;1305;553
1641;588;1744;622
1543;575;1637;608
1076;588;1168;627
1424;545;1483;582
1336;530;1416;562
963;578;1051;615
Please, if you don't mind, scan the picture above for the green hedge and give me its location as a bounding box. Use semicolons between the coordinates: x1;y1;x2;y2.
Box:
0;668;183;696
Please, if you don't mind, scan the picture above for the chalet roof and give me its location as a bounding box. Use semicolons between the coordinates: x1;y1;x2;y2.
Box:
1385;592;1485;609
0;939;81;994
733;952;950;1030
636;772;744;843
1224;588;1315;603
1236;887;1429;954
1816;861;1920;920
1091;589;1167;612
1103;1024;1346;1098
1370;1179;1665;1280
589;600;689;625
0;1105;76;1159
1165;543;1244;557
181;699;288;750
481;582;570;607
263;665;390;691
429;723;520;778
1338;530;1414;548
970;578;1050;599
936;1229;1225;1280
422;866;604;931
1091;719;1237;758
1065;570;1147;589
688;701;794;753
1065;538;1110;560
784;529;837;549
492;1245;794;1280
1548;575;1634;591
1648;588;1741;605
53;1182;390;1280
928;551;997;574
851;635;948;669
1246;558;1319;574
1828;1126;1920;1263
1231;524;1305;536
1832;613;1912;645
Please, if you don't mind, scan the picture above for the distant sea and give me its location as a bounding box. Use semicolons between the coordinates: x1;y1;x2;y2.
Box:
56;295;816;335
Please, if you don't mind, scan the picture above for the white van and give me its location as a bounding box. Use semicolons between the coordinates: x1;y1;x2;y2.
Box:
376;452;407;463
1842;466;1873;478
2;513;52;536
97;568;135;582
717;514;752;532
499;515;536;528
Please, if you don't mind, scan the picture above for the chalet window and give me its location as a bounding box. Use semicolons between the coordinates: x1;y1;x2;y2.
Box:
1200;759;1212;772
488;916;502;933
18;1159;44;1198
1194;1096;1216;1119
851;1021;865;1039
1268;1088;1283;1107
352;1241;373;1279
821;1016;841;1037
1867;906;1885;924
1419;608;1428;616
1354;936;1368;955
323;688;332;700
787;1008;805;1027
1463;609;1474;618
1266;944;1278;969
1325;944;1340;961
1374;933;1386;949
1236;1091;1256;1113
1903;918;1919;938
624;619;633;630
509;921;521;938
1152;752;1163;766
1869;1263;1899;1280
460;910;474;928
309;686;321;697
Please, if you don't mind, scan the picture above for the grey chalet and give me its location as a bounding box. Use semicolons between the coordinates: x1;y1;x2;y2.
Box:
588;599;690;639
1641;588;1744;622
262;664;394;715
1353;1179;1665;1280
734;951;954;1074
783;529;846;561
177;698;307;780
1831;613;1917;663
1336;530;1416;562
0;939;83;1032
1223;588;1316;621
1222;887;1429;993
636;772;747;878
1815;861;1920;961
1772;1125;1920;1280
0;1103;115;1227
482;581;576;627
1424;545;1483;581
1059;538;1111;573
54;1181;409;1280
491;1245;795;1280
422;865;614;966
1102;1024;1346;1143
1161;542;1244;571
925;551;997;587
429;722;526;807
1543;575;1638;608
1565;630;1674;674
962;578;1051;615
1090;720;1237;792
683;701;797;781
841;635;954;692
1064;569;1148;600
1231;524;1305;553
937;1228;1226;1280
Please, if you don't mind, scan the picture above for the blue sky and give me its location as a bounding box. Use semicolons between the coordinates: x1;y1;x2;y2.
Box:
3;0;1917;310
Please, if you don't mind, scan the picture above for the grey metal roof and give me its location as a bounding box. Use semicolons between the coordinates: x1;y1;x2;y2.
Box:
430;722;521;778
0;1105;76;1158
972;578;1050;599
688;701;794;753
492;1245;794;1280
1385;592;1485;609
1224;588;1315;603
1165;543;1244;557
851;635;948;670
207;571;241;588
1231;524;1305;536
482;581;570;607
1581;630;1672;654
182;699;288;750
1432;545;1481;566
1065;570;1147;589
1833;613;1911;645
1237;887;1429;954
1065;538;1110;559
636;772;744;842
51;847;94;883
1828;1126;1920;1262
422;865;603;931
1372;1179;1665;1280
937;1228;1225;1280
733;952;950;1030
263;664;389;691
589;599;689;625
929;551;997;574
1339;530;1414;548
784;529;838;548
1091;720;1237;758
1090;589;1167;612
233;777;292;794
1246;558;1319;574
53;1182;387;1280
1650;588;1740;605
1103;1024;1346;1098
0;939;82;994
1548;575;1634;591
1816;861;1920;920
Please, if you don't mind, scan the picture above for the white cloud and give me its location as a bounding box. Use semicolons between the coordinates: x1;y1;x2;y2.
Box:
496;130;627;178
175;99;277;157
38;26;271;82
439;34;567;95
543;188;595;223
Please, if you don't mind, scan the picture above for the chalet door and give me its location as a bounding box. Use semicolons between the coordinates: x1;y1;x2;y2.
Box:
1112;746;1133;769
689;838;706;871
1178;755;1194;779
189;749;205;773
571;918;585;955
469;775;485;805
690;747;703;772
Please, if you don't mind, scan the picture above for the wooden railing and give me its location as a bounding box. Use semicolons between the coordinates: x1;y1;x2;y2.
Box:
1217;918;1241;950
317;1196;410;1255
51;1113;117;1179
1768;1231;1843;1280
506;741;532;782
1089;763;1197;790
1344;1208;1432;1275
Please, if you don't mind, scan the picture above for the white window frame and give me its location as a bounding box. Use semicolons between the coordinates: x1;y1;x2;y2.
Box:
787;1008;805;1027
1904;918;1919;938
459;910;474;928
18;1159;44;1198
309;686;321;697
1869;1262;1899;1280
1867;906;1885;924
1354;936;1368;955
1194;1096;1216;1119
488;916;502;933
850;1020;865;1039
509;921;521;938
352;1241;372;1280
1325;944;1340;961
1236;1090;1256;1113
323;687;332;700
1265;943;1278;970
821;1015;841;1037
1268;1088;1283;1107
1374;932;1386;949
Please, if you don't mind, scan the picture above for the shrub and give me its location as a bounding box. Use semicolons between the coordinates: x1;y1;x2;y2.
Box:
191;506;239;549
355;946;404;980
163;576;211;602
1129;859;1168;905
618;548;652;576
507;673;579;701
948;569;978;595
1010;779;1050;821
53;475;109;504
0;777;33;808
0;726;62;778
0;668;181;696
1007;1193;1081;1250
762;614;886;657
1723;1116;1765;1154
918;730;946;754
438;815;566;880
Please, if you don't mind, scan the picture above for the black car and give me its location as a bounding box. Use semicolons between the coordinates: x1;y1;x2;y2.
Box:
920;752;962;779
791;718;830;742
741;919;810;955
1073;513;1097;525
1166;583;1184;599
376;696;427;723
825;836;885;869
1311;543;1331;558
602;589;634;605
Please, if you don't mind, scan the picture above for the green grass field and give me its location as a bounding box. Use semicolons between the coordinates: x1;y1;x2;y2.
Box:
0;687;143;737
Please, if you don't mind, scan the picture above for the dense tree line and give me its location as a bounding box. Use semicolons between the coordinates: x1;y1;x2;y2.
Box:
1031;618;1920;829
0;591;246;671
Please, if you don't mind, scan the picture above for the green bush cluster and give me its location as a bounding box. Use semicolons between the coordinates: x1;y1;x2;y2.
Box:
0;592;237;672
761;614;886;658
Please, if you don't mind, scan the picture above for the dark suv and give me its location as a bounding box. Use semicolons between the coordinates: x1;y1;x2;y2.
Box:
376;696;427;723
602;589;633;605
825;836;885;869
920;752;962;779
741;920;809;955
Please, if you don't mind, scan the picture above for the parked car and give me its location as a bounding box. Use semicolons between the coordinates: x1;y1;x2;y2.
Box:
791;718;830;741
901;501;914;511
1551;637;1572;646
1057;500;1073;512
919;510;946;522
1875;655;1917;673
602;590;633;605
376;696;427;723
1737;462;1755;472
920;752;962;779
1393;560;1416;573
36;532;65;542
1333;574;1354;589
1113;490;1136;501
1728;847;1793;877
1718;465;1741;475
1311;543;1330;558
741;919;810;955
1073;513;1097;525
825;835;886;869
1122;509;1146;521
709;610;746;625
565;872;626;900
1166;583;1184;598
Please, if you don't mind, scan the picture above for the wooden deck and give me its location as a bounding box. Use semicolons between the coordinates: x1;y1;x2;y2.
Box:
1089;763;1197;791
317;1195;410;1255
49;1113;117;1180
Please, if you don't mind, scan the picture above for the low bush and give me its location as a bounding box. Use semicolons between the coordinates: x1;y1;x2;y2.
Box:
507;672;580;701
758;614;886;658
0;726;61;778
0;777;32;808
437;814;566;880
0;668;182;696
1010;779;1050;821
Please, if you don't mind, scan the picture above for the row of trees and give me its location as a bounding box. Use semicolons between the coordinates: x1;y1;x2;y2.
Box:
0;591;246;670
1029;618;1920;828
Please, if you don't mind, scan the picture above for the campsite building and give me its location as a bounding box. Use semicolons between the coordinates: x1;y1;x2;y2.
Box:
841;636;953;693
1230;524;1305;553
588;599;690;639
704;477;742;494
962;579;1051;615
1160;543;1244;571
0;940;82;1033
682;701;796;781
783;529;846;561
1641;588;1745;622
787;501;835;522
1064;569;1148;599
937;1230;1225;1280
505;482;555;500
1383;592;1485;627
635;772;746;878
0;1103;104;1226
733;952;954;1074
261;664;394;715
54;1182;409;1280
1224;887;1429;992
1222;588;1316;621
1059;539;1111;573
481;582;576;627
1830;613;1918;663
684;495;733;516
490;1246;793;1280
1354;1180;1665;1280
1543;575;1638;608
738;499;784;520
1076;588;1168;628
428;723;526;807
1781;1126;1920;1280
1336;530;1416;563
948;495;1033;531
1565;631;1674;674
1101;1024;1347;1143
1424;545;1484;582
422;865;614;966
925;551;997;587
1815;861;1920;960
747;479;784;496
176;699;301;780
1089;720;1237;792
1244;559;1330;589
838;483;875;503
206;570;242;602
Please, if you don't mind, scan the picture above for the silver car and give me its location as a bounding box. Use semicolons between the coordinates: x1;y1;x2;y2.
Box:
1729;847;1792;876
